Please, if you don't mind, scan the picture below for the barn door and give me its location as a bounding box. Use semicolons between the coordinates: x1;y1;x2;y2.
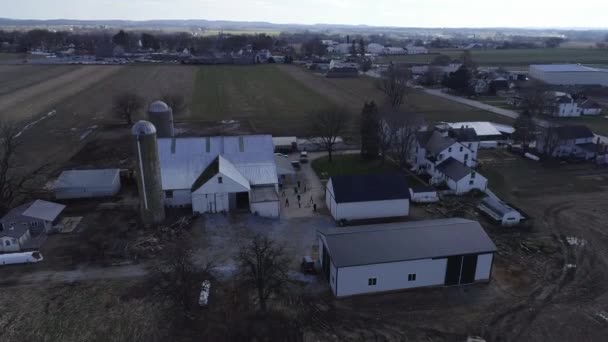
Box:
460;255;478;284
322;245;330;281
444;256;462;286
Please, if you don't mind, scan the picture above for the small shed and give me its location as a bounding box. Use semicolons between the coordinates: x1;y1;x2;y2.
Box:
325;174;410;222
317;218;497;297
249;186;280;218
478;196;522;226
409;185;439;203
54;169;121;199
272;137;298;153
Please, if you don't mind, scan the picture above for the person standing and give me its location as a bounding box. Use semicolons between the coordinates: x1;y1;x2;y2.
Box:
285;198;290;207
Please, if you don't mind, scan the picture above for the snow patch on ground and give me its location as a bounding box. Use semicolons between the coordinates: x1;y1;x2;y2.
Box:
566;237;587;247
14;110;56;138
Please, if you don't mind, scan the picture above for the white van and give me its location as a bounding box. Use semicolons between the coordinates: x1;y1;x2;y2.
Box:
0;251;44;266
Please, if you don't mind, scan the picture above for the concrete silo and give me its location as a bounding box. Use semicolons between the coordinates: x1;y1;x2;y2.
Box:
147;100;174;138
132;120;165;226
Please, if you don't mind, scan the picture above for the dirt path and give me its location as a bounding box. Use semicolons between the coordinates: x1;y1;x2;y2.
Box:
1;264;149;286
0;65;123;123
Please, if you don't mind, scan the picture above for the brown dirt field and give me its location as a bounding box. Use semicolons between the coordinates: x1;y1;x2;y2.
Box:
0;65;81;96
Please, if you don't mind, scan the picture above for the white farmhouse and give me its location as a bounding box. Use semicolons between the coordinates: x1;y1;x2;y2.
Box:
325;174;410;222
410;128;488;194
366;43;385;54
317;218;497;297
157;135;280;218
536;125;599;160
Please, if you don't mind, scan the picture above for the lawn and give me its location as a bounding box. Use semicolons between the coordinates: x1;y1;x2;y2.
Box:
191;65;333;135
379;48;608;67
548;115;608;136
311;154;399;179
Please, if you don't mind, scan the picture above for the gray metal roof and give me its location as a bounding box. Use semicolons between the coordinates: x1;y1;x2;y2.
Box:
319;218;496;267
250;186;279;203
480;196;518;218
22;200;65;222
436;158;473;181
157;135;278;190
530;64;605;72
54;169;120;189
447;122;503;137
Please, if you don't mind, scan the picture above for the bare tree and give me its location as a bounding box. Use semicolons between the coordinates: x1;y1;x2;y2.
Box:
391;115;423;168
540;125;562;157
512;110;536;147
161;93;186;116
152;234;213;318
113;92;144;125
376;64;411;109
521;88;555;117
237;235;289;312
310;106;350;162
0;122;27;215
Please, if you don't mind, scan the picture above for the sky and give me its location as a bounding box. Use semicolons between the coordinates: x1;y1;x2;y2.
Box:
1;0;607;28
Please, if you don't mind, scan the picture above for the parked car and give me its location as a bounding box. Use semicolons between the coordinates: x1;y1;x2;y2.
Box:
300;256;316;274
299;151;308;163
291;161;301;170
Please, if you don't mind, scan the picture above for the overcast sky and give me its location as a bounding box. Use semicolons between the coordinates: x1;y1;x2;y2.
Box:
2;0;607;28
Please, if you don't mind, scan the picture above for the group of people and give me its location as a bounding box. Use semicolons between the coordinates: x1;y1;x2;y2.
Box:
282;180;317;212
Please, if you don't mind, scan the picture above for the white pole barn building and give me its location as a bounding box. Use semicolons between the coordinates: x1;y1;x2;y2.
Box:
317;218;497;297
325;174;410;223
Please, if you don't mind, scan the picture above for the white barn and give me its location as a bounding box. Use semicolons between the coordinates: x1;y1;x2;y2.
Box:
53;169;121;199
529;64;608;86
325;174;410;222
157;135;280;218
318;218;497;297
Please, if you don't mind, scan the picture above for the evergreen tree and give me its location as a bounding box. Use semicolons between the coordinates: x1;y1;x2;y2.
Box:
360;101;380;159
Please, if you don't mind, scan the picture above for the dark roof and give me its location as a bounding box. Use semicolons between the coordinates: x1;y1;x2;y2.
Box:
416;130;434;146
410;185;437;193
190;157;219;191
329;173;410;203
556;96;572;104
436;158;473;181
555;125;594;140
448;128;478;142
577;142;599;153
0;202;36;239
578;99;601;109
425;131;457;155
318;218;497;267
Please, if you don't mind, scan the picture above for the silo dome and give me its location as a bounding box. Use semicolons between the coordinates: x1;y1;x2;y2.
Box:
131;120;157;136
148;101;170;113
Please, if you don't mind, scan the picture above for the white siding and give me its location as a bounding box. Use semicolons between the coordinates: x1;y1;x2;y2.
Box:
336;258;448;297
192;193;229;214
330;261;338;296
193;172;250;195
446;172;488;194
436;142;477;168
501;211;522;226
409;189;439;203
164;189;192;207
325;179;338;219
475;253;493;281
250;201;279;218
333;199;409;221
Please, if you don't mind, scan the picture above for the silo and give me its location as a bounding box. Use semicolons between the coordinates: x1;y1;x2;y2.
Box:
147;100;174;138
132;120;165;226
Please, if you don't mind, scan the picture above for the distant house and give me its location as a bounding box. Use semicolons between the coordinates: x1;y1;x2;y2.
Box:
0;200;66;252
317;218;497;297
536;125;599;159
578;99;603;116
327;43;351;54
367;43;385;54
405;45;428;55
326;60;359;78
509;91;603;117
325;174;410;222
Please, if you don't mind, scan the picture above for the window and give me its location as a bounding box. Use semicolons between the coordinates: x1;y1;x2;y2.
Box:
5;240;10;246
459;146;463;152
448;147;452;152
438;153;443;160
464;154;469;160
469;180;474;185
30;221;38;227
368;278;377;286
408;273;417;281
471;171;476;178
165;190;174;199
218;176;223;184
468;143;472;148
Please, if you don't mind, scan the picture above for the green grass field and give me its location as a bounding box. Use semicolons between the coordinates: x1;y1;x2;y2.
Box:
191;65;333;135
379;48;608;67
312;154;399;179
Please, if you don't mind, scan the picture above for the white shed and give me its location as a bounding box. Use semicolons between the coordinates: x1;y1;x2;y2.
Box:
325;174;410;222
409;185;439;203
436;158;488;194
318;218;497;297
478;196;522;226
54;169;121;199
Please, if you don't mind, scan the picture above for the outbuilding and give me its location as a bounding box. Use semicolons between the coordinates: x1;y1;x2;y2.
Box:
478;196;522;226
53;169;121;199
409;185;439;203
436;158;488;194
317;218;497;297
325;174;410;222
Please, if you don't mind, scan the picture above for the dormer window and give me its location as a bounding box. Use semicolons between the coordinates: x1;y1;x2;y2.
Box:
218;176;223;184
